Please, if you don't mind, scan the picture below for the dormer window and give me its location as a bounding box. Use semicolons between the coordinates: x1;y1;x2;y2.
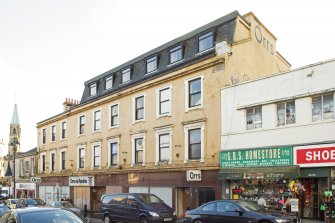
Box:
169;45;183;64
198;31;214;53
122;68;131;83
146;56;157;74
105;75;113;90
89;83;97;96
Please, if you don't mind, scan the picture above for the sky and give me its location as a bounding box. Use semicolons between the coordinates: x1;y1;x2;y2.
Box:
0;0;334;154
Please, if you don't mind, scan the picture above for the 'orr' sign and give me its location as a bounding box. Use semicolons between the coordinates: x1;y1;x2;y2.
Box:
293;144;335;167
186;170;201;181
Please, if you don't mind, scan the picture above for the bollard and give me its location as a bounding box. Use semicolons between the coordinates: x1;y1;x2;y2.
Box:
84;204;87;218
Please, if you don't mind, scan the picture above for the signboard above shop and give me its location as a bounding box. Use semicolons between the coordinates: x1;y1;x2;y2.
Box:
294;144;335;167
69;176;95;186
220;147;293;168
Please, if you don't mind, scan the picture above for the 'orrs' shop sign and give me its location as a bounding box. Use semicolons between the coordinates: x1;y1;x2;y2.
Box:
220;147;293;168
69;176;95;186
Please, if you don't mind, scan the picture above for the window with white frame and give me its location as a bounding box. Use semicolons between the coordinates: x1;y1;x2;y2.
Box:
105;75;113;90
93;110;101;132
110;104;119;128
198;31;214;53
155;128;172;164
61;121;67;139
25;161;29;174
185;76;203;111
134;95;145;121
277;101;296;126
246;107;262;130
312;93;334;121
50;152;56;172
42;128;46;144
31;158;35;175
78;147;85;169
146;56;157;74
89;83;97;96
93;144;101;168
61;151;66;170
51;125;56;142
184;123;204;162
79;115;86;135
41;153;46;172
122;68;131;83
169;45;183;64
135;138;143;164
131;134;146;166
157;87;171;116
108;139;119;166
20;160;24;176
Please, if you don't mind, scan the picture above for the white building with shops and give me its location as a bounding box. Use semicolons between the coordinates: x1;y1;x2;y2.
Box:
220;58;335;220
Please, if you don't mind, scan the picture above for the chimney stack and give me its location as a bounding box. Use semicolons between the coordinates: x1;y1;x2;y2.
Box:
63;98;79;111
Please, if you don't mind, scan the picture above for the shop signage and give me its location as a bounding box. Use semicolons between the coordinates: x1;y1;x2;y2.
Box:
293;144;335;167
30;177;42;183
220;147;292;168
221;172;296;180
186;170;201;181
254;25;275;55
69;176;94;186
16;183;36;190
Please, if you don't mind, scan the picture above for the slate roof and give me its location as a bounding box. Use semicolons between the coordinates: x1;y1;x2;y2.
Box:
80;10;240;104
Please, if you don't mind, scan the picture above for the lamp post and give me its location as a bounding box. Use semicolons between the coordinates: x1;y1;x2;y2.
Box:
12;137;19;198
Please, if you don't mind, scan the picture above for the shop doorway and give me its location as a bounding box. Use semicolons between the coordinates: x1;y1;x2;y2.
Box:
90;186;106;212
299;178;328;220
176;187;215;218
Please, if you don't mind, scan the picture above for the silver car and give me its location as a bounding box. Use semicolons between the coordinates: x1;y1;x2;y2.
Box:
47;201;81;214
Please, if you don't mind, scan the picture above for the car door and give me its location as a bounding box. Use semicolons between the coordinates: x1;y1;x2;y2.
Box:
195;202;217;223
123;195;141;223
215;201;245;223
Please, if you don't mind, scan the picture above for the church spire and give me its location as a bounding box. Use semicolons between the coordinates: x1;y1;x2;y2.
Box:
11;104;20;125
9;104;21;154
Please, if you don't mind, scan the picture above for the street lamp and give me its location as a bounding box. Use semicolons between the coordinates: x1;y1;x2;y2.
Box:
11;137;19;198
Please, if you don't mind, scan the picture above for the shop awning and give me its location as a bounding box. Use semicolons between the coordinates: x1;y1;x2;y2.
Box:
218;165;300;180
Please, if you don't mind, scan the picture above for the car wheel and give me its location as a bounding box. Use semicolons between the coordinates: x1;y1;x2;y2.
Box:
139;217;149;223
104;215;111;223
193;220;203;223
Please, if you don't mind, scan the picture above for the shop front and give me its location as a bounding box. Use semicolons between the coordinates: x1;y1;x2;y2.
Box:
293;143;335;220
38;176;70;204
125;170;220;218
16;182;36;198
219;147;300;209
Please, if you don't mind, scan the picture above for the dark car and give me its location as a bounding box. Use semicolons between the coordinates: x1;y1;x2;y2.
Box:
0;207;90;223
16;198;46;208
98;193;176;223
181;199;299;223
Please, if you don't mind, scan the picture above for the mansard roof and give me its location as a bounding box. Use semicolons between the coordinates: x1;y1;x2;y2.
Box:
80;10;240;104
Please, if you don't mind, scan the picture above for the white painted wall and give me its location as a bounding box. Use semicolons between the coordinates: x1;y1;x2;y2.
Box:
221;59;335;150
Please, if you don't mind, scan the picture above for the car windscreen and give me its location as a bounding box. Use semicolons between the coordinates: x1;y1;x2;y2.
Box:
20;209;84;223
137;194;163;204
237;200;259;211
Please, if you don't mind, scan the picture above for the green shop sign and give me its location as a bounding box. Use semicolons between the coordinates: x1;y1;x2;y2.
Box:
220;147;293;168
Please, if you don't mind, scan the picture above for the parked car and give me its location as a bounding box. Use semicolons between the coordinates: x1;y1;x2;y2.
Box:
181;199;299;223
0;207;90;223
16;198;46;208
0;204;10;216
97;193;176;223
5;199;17;209
47;201;80;214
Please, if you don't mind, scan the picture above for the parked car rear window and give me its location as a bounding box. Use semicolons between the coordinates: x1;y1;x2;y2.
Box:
202;203;215;211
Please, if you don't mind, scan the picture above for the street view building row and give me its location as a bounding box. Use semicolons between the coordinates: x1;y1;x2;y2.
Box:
3;10;334;220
